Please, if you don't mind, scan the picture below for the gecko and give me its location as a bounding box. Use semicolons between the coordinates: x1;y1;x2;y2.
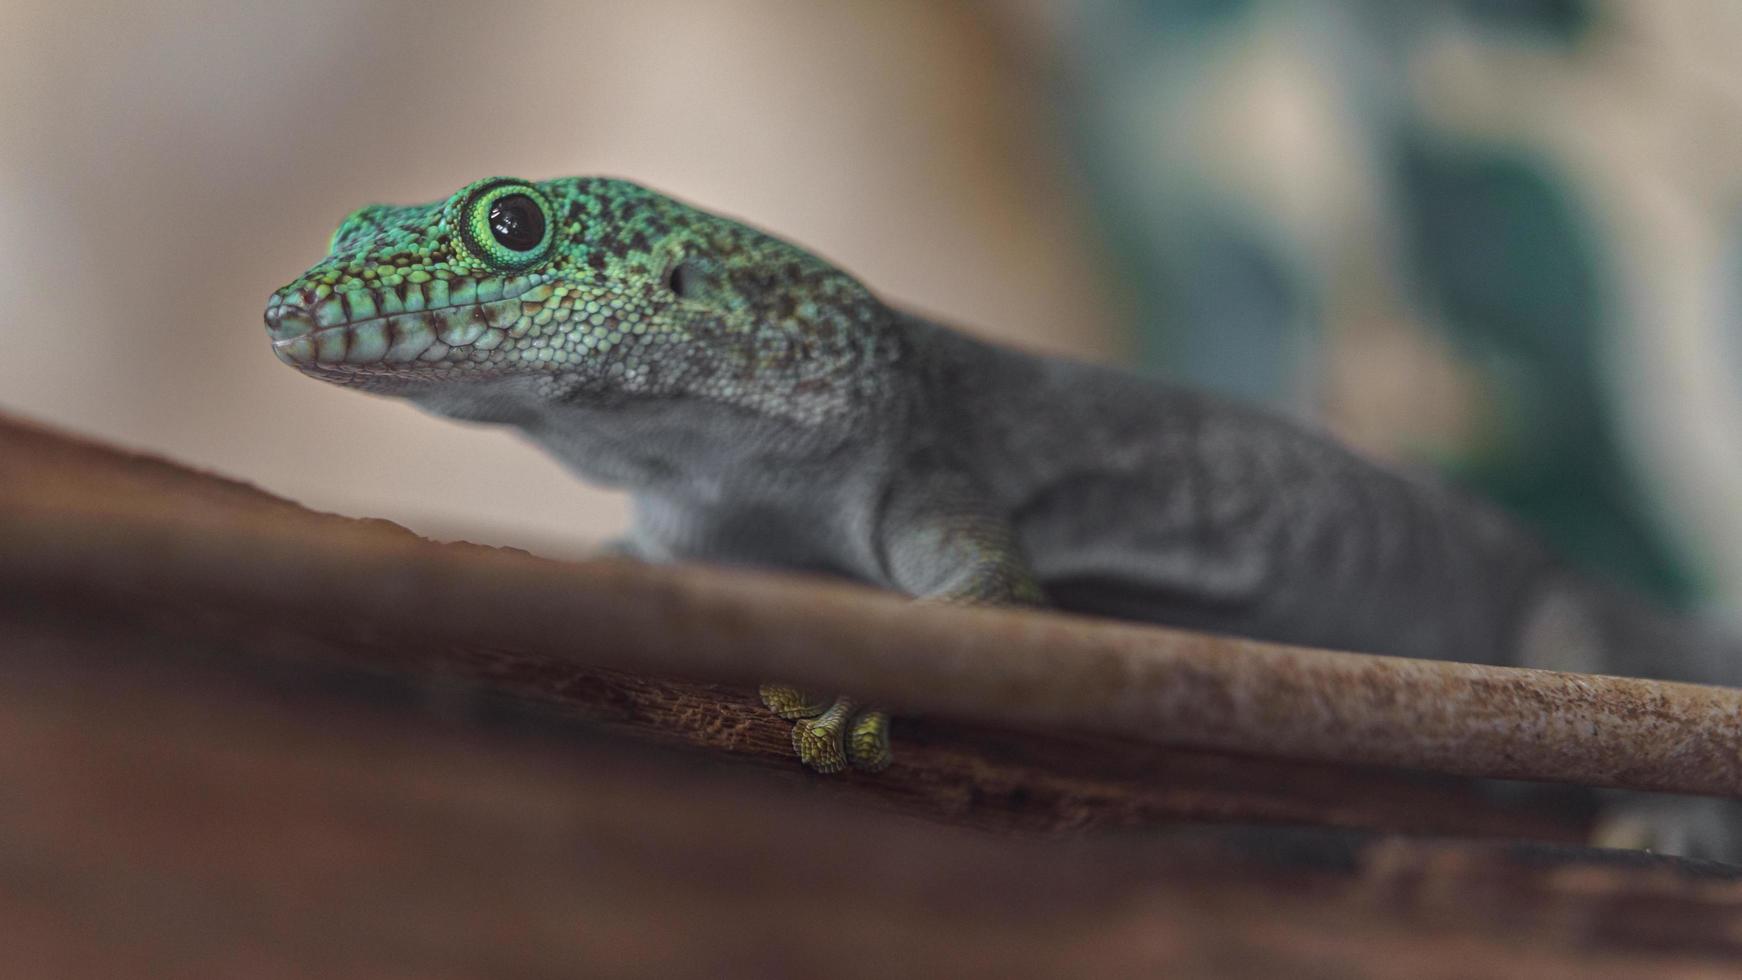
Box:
266;176;1742;855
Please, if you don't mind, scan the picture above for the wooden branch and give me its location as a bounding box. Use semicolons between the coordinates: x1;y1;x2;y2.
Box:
2;412;1739;802
8;585;1586;843
2;619;1738;978
14;411;1742;971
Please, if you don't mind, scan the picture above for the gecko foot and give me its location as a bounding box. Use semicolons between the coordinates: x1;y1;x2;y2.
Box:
758;683;892;774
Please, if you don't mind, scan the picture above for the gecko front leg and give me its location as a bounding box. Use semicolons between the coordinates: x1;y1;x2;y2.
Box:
763;478;1043;774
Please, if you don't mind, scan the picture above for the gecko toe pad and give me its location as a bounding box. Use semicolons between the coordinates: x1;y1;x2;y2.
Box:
792;715;850;774
846;709;892;772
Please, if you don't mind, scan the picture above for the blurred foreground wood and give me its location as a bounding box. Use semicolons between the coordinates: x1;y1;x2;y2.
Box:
5;627;1742;979
5;412;1742;976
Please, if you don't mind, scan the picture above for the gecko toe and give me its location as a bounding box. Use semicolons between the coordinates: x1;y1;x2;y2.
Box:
846;709;892;772
759;682;829;720
791;716;850;774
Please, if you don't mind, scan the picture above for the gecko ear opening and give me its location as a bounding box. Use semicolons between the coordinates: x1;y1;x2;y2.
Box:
664;254;746;312
667;258;702;299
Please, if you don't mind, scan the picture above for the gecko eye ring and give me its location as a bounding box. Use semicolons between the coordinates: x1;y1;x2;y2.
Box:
456;178;554;271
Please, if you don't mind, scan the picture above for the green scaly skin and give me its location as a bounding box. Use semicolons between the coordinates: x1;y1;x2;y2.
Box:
269;177;1742;859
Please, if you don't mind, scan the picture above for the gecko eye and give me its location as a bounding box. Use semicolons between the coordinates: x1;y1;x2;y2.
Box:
489;195;544;252
455;179;554;271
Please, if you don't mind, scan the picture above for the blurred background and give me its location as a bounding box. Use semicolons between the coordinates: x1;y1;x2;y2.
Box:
3;0;1740;615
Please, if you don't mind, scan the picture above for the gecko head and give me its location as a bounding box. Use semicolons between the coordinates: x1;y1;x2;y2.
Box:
265;176;900;428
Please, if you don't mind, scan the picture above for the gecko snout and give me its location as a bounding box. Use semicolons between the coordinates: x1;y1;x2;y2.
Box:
264;291;316;342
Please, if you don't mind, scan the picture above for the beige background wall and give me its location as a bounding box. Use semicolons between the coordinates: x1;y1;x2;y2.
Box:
0;1;1115;557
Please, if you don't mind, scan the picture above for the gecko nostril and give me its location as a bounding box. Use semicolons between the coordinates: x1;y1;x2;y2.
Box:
264;299;315;341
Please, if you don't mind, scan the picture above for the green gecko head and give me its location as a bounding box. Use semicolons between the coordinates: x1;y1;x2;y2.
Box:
265;176;899;427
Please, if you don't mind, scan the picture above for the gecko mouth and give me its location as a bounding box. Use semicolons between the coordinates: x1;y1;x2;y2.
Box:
264;275;552;369
267;303;517;368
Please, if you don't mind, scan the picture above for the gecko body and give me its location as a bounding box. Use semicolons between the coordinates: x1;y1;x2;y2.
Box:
267;176;1742;850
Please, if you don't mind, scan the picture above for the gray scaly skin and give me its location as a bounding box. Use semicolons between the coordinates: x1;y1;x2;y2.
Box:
266;176;1742;850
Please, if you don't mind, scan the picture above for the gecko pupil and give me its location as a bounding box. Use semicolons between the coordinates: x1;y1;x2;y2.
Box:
488;194;544;251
